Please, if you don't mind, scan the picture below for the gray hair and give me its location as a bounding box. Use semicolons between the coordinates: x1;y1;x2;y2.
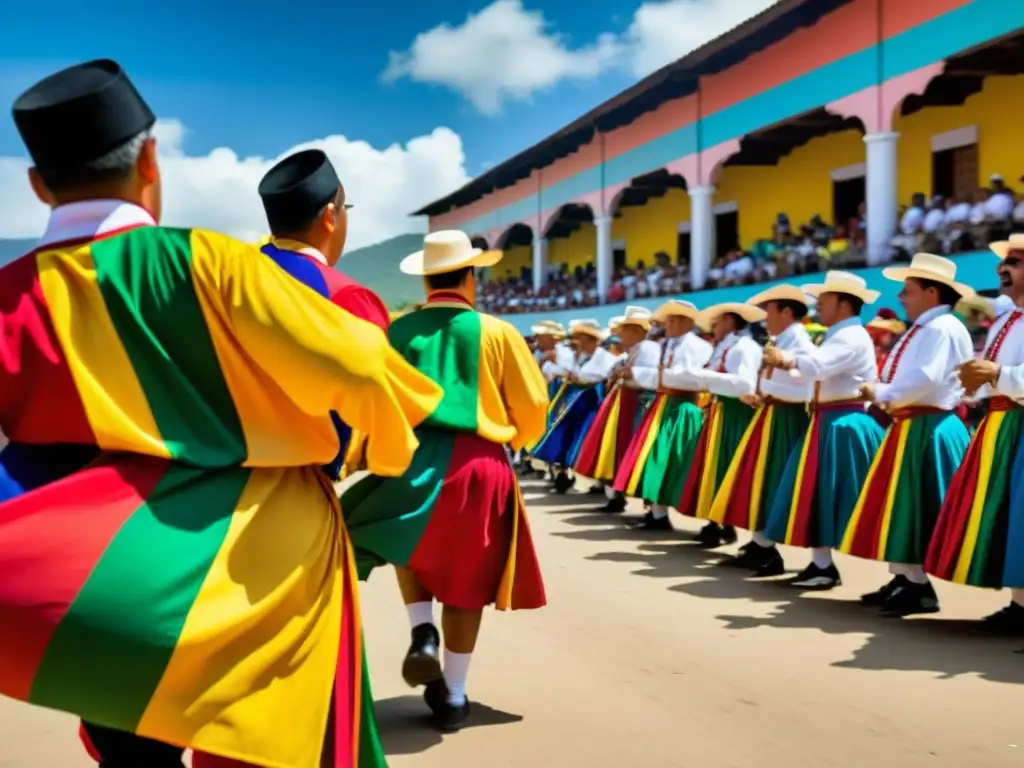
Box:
39;129;151;190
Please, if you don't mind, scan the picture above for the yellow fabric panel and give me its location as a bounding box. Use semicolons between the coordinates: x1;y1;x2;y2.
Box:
136;466;340;768
36;248;170;457
186;230;443;476
476;313;549;451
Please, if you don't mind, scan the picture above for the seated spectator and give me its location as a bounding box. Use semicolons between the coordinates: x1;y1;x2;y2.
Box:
890;192;926;261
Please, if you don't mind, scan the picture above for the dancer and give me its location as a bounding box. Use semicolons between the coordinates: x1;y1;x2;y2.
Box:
841;254;973;616
676;303;764;548
341;230;548;732
257;148;390;480
927;235;1024;634
614;300;712;530
0;58;441;768
573;307;660;513
707;286;814;574
762;272;884;590
531;320;616;493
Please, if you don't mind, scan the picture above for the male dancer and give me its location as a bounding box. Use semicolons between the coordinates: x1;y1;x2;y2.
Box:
762;272;884;590
257;149;390;479
614;300;711;530
841;254;973;616
574;307;660;513
927;235;1024;634
708;286;814;574
0;59;440;768
531;320;616;492
675;303;764;547
341;230;548;732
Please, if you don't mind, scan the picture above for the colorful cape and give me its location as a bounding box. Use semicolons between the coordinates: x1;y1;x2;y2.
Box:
341;296;548;610
0;226;442;768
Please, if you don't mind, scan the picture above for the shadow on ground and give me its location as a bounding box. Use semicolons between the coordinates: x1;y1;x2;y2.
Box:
376;695;523;755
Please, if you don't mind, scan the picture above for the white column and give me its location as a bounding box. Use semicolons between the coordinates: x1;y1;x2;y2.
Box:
532;236;548;292
864;132;900;266
688;185;715;291
594;214;613;303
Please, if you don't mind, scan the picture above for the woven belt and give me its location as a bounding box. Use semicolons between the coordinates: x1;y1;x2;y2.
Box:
810;398;865;413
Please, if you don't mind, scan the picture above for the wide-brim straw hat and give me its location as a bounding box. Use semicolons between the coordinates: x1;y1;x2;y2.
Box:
955;293;994;319
699;302;766;327
802;270;880;304
619;305;653;331
530;320;567;337
569;319;604;339
882;252;974;299
607;315;625;333
400;230;504;276
652;299;701;324
746;283;809;308
990;233;1024;260
867;317;907;334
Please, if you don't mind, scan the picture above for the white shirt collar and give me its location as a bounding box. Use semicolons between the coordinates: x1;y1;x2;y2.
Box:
271;237;328;266
913;304;952;327
38;199;155;248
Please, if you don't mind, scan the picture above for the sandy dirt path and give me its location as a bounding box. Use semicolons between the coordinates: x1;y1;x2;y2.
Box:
3;481;1023;767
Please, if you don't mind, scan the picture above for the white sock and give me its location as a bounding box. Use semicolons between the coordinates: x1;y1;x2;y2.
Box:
888;562;906;577
651;504;668;520
442;649;472;706
406;601;434;629
752;531;773;548
1011;588;1024;607
604;485;617;500
811;547;833;569
904;564;929;585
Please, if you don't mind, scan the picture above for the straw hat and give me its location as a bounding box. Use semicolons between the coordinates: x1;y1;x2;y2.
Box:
607;315;625;333
400;230;504;276
569;319;604;339
990;234;1024;260
801;270;880;304
882;253;974;298
867;317;907;334
746;284;809;307
618;305;653;331
699;302;767;327
530;320;566;337
652;299;700;323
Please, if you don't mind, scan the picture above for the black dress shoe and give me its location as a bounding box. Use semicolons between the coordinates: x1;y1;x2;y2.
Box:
724;543;783;575
977;602;1024;635
402;623;442;688
788;563;842;590
628;512;672;531
599;494;627;513
752;548;786;577
587;483;605;495
880;580;940;617
424;679;471;733
696;522;735;548
861;575;908;606
553;471;574;494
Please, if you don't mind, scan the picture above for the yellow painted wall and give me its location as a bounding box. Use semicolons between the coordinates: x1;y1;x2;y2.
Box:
894;75;1024;204
547;223;597;273
500;245;531;278
714;128;866;247
612;187;691;267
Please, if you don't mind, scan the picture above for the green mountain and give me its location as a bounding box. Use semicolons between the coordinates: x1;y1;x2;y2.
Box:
0;232;425;309
336;232;425;309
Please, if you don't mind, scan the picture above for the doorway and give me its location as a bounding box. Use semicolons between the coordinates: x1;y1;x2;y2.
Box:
715;210;739;259
933;143;978;199
832;176;865;226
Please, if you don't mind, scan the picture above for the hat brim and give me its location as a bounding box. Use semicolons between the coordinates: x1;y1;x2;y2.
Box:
880;266;975;300
619;319;652;331
867;318;907;334
747;284;809;307
530;323;565;336
399;247;503;276
571;326;604;339
652;302;701;324
989;240;1024;261
802;283;881;304
699;302;767;326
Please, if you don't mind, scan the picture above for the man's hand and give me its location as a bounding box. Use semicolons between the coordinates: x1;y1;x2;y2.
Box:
566;371;579;383
762;347;788;369
620;367;634;381
858;382;876;402
959;359;1001;396
544;349;557;363
739;393;762;408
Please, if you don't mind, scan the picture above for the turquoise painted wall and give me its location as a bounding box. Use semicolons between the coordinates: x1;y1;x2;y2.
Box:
502;249;1001;334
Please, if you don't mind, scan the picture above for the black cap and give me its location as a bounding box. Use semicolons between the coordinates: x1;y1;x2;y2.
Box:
258;149;341;234
12;59;156;172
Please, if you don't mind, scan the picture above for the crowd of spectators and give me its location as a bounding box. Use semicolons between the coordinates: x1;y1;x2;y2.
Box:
478;171;1021;316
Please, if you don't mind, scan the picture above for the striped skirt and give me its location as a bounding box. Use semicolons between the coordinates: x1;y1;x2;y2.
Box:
707;399;809;532
677;396;756;519
574;387;655;482
840;408;968;564
342;427;546;611
763;403;885;548
612;392;704;505
926;398;1024;588
531;384;604;468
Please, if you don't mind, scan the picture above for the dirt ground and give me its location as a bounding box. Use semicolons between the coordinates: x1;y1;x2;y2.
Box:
3;480;1024;767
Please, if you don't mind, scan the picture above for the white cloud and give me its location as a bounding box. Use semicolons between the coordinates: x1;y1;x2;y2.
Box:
383;0;780;112
382;0;622;115
0;119;470;250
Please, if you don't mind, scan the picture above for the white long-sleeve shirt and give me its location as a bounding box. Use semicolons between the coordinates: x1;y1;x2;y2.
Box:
779;317;877;402
540;345;577;381
574;346;617;383
875;305;973;410
667;332;761;398
975;308;1024;400
760;322;815;402
623;339;662;390
633;332;714;391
